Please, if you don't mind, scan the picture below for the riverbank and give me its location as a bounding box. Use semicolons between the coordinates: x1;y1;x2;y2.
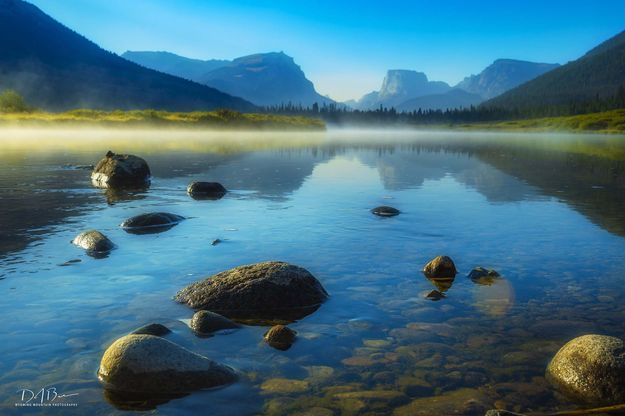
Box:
0;109;326;130
459;109;625;134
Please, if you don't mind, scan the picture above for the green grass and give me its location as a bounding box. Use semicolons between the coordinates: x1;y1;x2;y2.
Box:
460;109;625;134
0;108;325;130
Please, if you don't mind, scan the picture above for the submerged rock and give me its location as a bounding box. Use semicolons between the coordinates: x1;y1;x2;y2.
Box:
468;267;501;285
131;323;171;337
425;290;445;301
98;334;236;394
175;261;328;321
423;256;457;279
187;181;227;200
546;334;625;405
264;325;297;350
120;212;185;234
72;230;114;254
91;151;151;189
190;310;240;335
371;206;400;217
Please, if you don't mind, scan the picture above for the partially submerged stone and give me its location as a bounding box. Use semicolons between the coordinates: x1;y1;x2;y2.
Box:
98;334;236;394
175;261;328;321
546;334;625;405
190;310;240;335
425;290;445;301
423;256;457;278
120;212;185;234
371;206;400;217
91;151;151;189
187;181;227;200
72;230;114;255
468;267;501;286
264;325;297;350
131;323;171;337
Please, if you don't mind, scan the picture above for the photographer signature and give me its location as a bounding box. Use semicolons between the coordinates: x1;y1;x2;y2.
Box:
16;387;79;407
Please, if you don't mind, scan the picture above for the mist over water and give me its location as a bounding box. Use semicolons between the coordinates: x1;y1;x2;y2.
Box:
2;128;625;415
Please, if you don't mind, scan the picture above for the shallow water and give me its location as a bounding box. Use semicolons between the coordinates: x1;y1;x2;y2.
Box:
2;129;625;415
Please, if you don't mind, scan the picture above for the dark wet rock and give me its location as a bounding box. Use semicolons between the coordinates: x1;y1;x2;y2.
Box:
131;323;171;337
211;239;222;246
174;261;329;321
187;181;227;200
546;334;625;405
120;212;185;234
425;290;445;301
72;230;114;254
190;310;240;335
485;410;526;416
264;325;297;350
91;151;151;189
98;334;236;394
468;267;501;285
371;206;400;217
423;255;457;278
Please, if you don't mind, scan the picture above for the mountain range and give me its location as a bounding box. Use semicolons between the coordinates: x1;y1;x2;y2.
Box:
348;60;559;111
123;51;332;107
0;0;254;112
484;30;625;110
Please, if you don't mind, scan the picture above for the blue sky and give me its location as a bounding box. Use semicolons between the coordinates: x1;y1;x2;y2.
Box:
29;0;625;101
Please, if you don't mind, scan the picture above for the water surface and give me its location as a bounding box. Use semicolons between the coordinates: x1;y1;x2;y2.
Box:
2;129;625;415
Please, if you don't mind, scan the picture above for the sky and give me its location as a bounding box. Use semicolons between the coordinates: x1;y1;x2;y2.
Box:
28;0;625;101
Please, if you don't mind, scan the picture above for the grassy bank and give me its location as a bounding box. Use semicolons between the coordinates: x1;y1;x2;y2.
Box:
0;108;326;130
460;109;625;134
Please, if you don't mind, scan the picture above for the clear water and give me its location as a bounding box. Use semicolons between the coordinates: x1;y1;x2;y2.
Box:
2;129;625;415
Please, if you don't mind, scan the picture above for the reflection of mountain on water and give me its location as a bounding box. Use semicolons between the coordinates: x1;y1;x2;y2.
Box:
473;146;625;237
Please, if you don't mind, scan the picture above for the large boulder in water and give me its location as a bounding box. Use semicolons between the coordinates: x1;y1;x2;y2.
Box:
72;230;114;254
98;334;236;394
91;151;151;189
175;261;329;322
120;212;185;234
546;334;625;405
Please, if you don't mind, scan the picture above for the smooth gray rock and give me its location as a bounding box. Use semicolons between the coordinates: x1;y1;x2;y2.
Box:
175;261;328;321
264;325;296;350
72;230;114;253
98;334;236;394
546;334;625;405
91;151;151;189
190;310;240;335
187;181;227;200
120;212;185;234
131;323;171;337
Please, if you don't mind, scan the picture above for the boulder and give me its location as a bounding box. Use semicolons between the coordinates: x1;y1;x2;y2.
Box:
175;261;328;321
371;206;400;217
187;181;227;200
98;334;236;394
72;230;114;254
264;325;297;350
190;310;240;335
546;334;625;405
423;256;457;278
131;323;171;337
91;151;151;189
120;212;185;234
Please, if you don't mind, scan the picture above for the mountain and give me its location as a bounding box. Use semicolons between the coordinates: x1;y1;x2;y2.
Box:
396;89;483;112
0;0;254;111
485;30;625;110
121;51;229;82
123;50;332;107
456;59;560;99
351;70;451;110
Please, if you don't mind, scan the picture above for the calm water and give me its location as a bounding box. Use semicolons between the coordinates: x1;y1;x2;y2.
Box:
2;129;625;415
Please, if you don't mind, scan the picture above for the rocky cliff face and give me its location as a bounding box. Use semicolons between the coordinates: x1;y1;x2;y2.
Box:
456;59;560;99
